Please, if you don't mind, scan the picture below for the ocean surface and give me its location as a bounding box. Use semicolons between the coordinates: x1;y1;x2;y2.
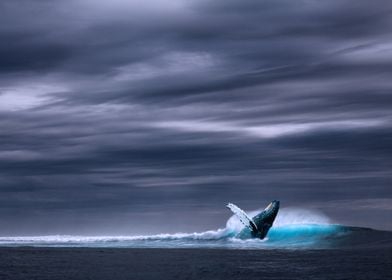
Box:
0;209;391;279
0;208;391;250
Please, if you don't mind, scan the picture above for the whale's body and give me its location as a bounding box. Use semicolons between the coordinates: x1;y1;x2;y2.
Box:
227;200;280;239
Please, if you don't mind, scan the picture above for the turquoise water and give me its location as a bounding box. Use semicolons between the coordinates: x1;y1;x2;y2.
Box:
0;208;355;249
0;224;346;249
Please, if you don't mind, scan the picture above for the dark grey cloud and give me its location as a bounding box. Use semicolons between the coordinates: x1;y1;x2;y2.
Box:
0;0;391;234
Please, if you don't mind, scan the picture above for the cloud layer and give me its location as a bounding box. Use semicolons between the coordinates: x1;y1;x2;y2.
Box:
0;0;391;234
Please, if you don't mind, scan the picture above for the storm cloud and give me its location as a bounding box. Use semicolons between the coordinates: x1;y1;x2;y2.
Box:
0;0;391;234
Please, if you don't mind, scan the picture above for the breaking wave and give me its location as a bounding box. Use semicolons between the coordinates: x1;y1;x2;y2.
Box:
0;208;388;249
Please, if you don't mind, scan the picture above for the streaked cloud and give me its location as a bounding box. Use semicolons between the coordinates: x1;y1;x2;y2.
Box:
0;0;391;234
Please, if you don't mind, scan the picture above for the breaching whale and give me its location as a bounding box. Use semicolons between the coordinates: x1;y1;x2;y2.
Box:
227;200;280;239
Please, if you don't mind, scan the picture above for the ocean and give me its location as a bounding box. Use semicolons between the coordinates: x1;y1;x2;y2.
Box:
0;209;391;279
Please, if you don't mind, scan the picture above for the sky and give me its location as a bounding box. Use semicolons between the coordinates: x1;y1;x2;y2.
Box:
0;0;391;235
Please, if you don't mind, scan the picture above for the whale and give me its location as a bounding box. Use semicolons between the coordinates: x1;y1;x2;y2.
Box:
227;200;280;239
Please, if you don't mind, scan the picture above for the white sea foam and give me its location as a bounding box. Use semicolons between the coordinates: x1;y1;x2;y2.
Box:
0;208;339;248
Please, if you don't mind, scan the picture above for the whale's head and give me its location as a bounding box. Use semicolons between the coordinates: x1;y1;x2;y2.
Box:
266;200;280;211
251;200;280;238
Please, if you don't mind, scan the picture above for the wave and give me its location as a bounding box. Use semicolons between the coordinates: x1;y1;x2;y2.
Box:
0;208;390;249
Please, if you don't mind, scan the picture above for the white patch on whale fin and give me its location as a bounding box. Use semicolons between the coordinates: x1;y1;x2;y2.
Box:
226;203;258;232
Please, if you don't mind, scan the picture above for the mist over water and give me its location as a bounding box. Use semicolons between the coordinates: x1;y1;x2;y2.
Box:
1;208;377;249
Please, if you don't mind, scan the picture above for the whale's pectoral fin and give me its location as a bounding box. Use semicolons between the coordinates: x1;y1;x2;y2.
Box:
226;203;258;233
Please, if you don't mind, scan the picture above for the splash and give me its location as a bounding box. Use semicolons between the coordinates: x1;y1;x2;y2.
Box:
0;208;354;249
225;207;331;233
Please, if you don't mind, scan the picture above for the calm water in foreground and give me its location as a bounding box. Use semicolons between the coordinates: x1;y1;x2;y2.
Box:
0;247;391;280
